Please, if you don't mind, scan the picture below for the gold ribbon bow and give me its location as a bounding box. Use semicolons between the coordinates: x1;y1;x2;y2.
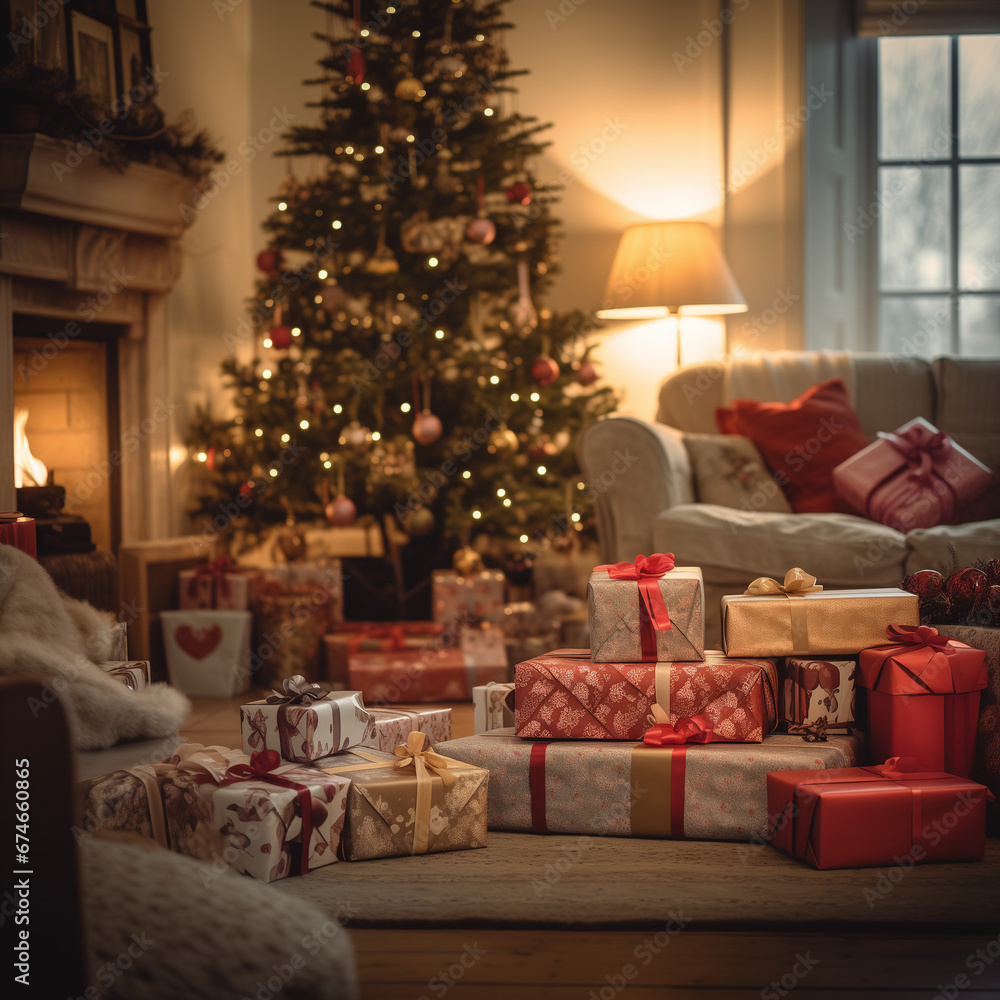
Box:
744;568;822;655
393;732;459;855
646;703;670;728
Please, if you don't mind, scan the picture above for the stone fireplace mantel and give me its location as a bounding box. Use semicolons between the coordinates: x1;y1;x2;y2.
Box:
0;133;200;544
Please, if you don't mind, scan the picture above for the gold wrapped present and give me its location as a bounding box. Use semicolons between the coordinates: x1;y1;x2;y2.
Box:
721;568;919;657
320;733;488;861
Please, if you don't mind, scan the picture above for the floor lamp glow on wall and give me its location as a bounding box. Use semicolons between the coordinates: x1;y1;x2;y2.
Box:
596;220;747;367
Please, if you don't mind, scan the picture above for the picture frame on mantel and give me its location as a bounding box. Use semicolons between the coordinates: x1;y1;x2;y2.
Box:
71;11;116;111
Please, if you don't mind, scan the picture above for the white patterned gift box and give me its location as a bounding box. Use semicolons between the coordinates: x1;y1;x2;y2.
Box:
241;678;373;762
360;706;453;752
781;657;857;732
432;570;506;624
98;661;151;690
472;682;514;734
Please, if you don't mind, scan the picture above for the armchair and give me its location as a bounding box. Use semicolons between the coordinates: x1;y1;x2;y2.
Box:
578;351;1000;647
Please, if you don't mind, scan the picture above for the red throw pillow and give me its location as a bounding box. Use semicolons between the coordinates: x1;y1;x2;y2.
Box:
714;379;869;513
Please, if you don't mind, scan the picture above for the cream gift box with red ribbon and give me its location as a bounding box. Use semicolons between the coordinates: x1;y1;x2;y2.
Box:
513;650;778;742
178;556;258;611
160;609;252;697
587;554;705;663
78;744;351;882
721;568;919;658
317;733;488;861
240;677;373;763
832;416;997;530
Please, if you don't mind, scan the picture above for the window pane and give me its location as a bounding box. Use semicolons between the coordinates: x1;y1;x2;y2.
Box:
959;296;1000;356
879;296;952;356
959;35;1000;157
960;165;1000;290
878;37;950;160
879;166;951;291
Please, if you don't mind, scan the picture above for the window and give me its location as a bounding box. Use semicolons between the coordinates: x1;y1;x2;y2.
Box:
876;34;1000;357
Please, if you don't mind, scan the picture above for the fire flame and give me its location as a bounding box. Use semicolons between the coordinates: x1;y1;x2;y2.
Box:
13;408;47;488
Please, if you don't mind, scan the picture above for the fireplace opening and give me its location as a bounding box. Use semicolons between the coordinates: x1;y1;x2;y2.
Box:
13;316;123;557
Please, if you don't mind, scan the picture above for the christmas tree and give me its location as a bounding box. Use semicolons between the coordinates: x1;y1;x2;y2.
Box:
189;0;617;583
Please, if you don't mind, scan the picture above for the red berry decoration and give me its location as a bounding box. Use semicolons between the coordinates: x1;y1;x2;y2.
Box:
269;325;293;350
531;355;559;387
325;495;357;526
576;361;598;386
256;248;282;277
412;411;443;445
506;181;532;205
944;567;988;618
900;569;944;598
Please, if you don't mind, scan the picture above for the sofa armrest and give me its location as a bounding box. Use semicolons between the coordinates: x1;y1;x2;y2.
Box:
577;416;695;564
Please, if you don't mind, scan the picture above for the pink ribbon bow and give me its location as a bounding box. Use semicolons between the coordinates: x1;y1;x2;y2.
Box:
875;427;954;524
597;553;676;632
643;708;714;746
878;426;951;484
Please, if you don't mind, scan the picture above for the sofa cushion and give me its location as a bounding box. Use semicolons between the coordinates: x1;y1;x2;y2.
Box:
682;434;792;513
933;358;1000;474
715;379;870;513
904;519;1000;576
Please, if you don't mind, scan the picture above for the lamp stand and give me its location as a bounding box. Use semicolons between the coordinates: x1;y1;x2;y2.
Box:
670;309;682;369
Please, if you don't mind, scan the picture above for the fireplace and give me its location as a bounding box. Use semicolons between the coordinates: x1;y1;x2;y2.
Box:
0;133;199;548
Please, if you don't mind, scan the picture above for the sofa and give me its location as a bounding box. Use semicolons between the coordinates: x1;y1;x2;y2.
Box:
577;351;1000;647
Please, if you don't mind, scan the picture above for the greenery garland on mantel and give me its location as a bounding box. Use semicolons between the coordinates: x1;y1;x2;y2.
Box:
0;56;224;181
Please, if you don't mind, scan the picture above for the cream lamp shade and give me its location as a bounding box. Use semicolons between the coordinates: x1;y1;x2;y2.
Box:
595;220;747;320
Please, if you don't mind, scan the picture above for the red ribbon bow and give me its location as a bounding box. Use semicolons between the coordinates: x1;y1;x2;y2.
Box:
869;756;924;779
597;553;676;633
884;623;952;650
346;624;408;655
644;712;714;746
188;556;238;600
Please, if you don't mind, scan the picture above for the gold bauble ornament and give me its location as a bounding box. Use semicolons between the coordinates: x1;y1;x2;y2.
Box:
394;77;426;101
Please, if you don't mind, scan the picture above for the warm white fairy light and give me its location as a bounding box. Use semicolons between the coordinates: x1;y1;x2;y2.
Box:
361;82;371;91
314;295;323;304
489;375;499;384
462;471;471;479
277;201;288;211
577;481;586;489
428;257;439;267
496;488;506;497
332;220;342;229
372;431;381;441
530;392;540;401
519;533;528;543
472;509;481;519
263;337;273;348
412;29;421;37
262;369;272;379
196;451;207;462
510;393;519;402
269;468;278;477
571;513;581;522
299;419;309;429
323;460;332;469
345;146;354;154
318;269;328;279
435;329;445;339
537;465;547;475
375;145;384;154
291;327;301;336
281;433;290;443
333;404;343;414
360;28;370;36
254;428;263;437
484;108;494;116
406;134;415;143
401;402;411;412
503;498;512;507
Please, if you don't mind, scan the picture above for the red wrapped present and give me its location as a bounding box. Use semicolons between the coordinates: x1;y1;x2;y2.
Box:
179;556;257;611
782;656;857;732
767;757;991;869
436;731;861;842
0;513;36;558
832;416;996;530
859;624;987;777
432;569;506;624
514;650;778;743
587;553;705;663
323;621;443;684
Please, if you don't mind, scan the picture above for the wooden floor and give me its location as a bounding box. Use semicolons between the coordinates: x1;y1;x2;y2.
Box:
179;695;1000;999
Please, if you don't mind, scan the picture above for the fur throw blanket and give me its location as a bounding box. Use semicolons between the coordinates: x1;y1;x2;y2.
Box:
0;545;189;749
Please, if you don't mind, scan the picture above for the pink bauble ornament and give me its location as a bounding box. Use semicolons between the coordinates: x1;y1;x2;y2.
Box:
465;217;496;245
325;495;357;526
531;355;559;387
269;325;292;349
412;411;443;445
576;361;598;386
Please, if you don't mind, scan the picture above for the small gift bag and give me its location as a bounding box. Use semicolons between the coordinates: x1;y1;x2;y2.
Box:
160;609;252;697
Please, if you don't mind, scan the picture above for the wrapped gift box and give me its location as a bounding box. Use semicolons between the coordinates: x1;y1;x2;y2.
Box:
98;660;151;691
435;730;860;842
79;743;351;882
344;626;508;704
432;569;506;624
937;625;1000;833
588;556;704;663
251;562;343;686
722;571;919;657
0;514;36;558
859;625;987;777
360;706;452;752
514;650;778;743
473;682;515;734
318;735;488;860
782;656;857;732
179;557;257;611
241;682;372;762
160;609;252;697
767;758;990;869
323;621;443;685
832;417;996;530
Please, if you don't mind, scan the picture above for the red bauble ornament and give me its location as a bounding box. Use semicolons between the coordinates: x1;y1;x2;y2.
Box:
465;217;496;245
238;480;255;500
900;569;944;598
532;355;560;387
944;567;988;617
412;411;443;445
983;558;1000;588
506;181;532;206
347;46;365;83
325;495;357;526
256;248;282;277
205;445;216;472
576;361;598;386
268;325;292;350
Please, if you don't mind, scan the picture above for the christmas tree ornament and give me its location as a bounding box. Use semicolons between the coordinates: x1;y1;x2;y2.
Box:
319;284;348;312
204;445;217;471
364;244;399;274
412;411;443;445
511;258;538;329
404;506;435;537
489;427;519;455
900;569;945;598
347;46;365;83
532;355;560;387
325;494;357;525
238;479;255;500
506;180;532;205
453;545;485;575
576;360;598;385
401;213;445;254
394;77;426;101
528;437;557;462
983;558;1000;587
944;567;987;617
256;247;283;278
465;217;496;244
437;54;467;78
341;420;373;451
389;125;410;142
269;324;293;350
